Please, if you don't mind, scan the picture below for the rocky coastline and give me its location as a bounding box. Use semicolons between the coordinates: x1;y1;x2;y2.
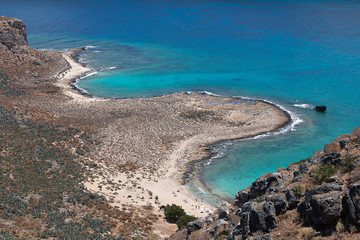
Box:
169;128;360;240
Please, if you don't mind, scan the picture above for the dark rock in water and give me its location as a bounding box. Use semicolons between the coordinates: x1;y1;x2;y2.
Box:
314;105;327;112
321;153;341;165
298;182;343;233
343;184;360;231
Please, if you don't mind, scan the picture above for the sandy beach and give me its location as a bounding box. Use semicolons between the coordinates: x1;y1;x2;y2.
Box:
26;48;288;237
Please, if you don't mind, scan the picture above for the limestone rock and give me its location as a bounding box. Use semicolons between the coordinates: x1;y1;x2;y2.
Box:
273;194;287;215
233;201;277;239
343;184;360;231
187;219;204;235
321;153;341;165
219;204;228;219
298;183;343;233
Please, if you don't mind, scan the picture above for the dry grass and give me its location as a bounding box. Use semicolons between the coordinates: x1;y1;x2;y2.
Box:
300;227;317;240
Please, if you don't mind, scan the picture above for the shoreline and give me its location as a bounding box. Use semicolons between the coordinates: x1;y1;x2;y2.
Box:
58;48;292;234
184;112;293;203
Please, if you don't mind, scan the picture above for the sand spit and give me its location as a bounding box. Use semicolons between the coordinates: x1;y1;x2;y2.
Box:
29;49;287;236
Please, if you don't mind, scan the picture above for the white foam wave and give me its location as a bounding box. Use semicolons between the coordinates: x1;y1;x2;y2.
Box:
204;94;304;164
193;182;208;195
186;90;303;134
294;103;313;109
79;71;98;79
106;66;117;70
257;98;303;132
85;45;96;49
199;91;221;97
93;50;102;53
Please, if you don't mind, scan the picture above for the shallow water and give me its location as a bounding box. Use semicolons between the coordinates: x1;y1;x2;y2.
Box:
2;0;360;204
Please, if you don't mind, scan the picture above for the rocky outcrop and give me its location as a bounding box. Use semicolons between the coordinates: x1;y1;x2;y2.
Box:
169;127;360;240
343;184;360;232
233;201;277;238
0;16;27;48
0;16;68;81
297;183;343;234
234;173;283;207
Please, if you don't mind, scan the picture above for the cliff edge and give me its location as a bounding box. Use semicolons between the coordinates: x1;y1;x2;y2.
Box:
0;16;68;82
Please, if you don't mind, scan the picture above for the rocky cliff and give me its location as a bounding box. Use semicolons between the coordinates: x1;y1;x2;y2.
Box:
0;16;68;82
170;127;360;240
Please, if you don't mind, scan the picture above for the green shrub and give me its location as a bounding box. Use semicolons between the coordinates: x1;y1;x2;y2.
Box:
292;185;303;198
164;204;186;223
215;230;229;239
342;154;356;172
176;214;197;229
315;165;336;184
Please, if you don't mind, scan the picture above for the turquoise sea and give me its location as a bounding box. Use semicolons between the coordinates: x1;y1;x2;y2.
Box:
2;0;360;203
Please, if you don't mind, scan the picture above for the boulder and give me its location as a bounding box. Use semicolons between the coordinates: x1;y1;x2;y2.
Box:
214;219;227;232
235;174;283;207
339;138;350;149
273;194;287;215
342;184;360;230
299;163;309;174
187;219;204;235
285;189;299;210
219;204;228;220
233;202;277;239
234;190;250;207
205;215;214;225
321;153;341;165
249;178;267;199
297;183;343;233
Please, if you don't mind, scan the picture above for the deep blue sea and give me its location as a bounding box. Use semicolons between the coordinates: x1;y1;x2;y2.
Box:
2;0;360;204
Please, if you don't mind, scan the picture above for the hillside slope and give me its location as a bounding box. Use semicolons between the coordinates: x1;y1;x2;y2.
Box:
169;127;360;240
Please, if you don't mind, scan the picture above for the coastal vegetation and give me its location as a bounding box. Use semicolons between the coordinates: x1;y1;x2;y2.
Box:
314;165;336;184
0;73;155;239
164;204;197;228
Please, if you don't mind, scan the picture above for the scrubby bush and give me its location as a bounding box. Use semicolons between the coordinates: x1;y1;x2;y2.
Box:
315;165;336;184
292;185;303;198
176;214;197;228
164;204;186;223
